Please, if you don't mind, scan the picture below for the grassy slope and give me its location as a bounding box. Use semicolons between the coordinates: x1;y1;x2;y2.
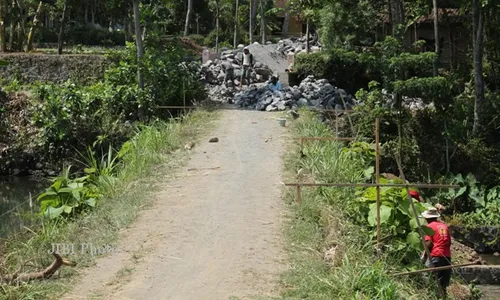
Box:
280;110;439;300
0;110;219;300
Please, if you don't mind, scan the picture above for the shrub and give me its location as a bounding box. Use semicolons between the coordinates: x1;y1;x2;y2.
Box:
187;34;206;46
295;49;376;93
295;52;332;80
67;26;126;46
203;29;231;48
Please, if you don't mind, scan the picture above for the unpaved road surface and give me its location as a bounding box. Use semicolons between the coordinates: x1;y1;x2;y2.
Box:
64;109;287;300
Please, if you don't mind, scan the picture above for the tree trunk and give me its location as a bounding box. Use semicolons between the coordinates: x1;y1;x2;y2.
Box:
128;21;133;41
57;0;68;55
26;1;43;52
249;0;253;44
305;19;310;53
390;0;405;38
196;14;200;34
8;0;16;50
260;0;266;44
472;0;485;136
233;0;238;48
183;0;192;36
215;0;219;53
251;0;258;33
432;0;439;76
16;0;27;51
0;0;6;51
282;9;289;37
132;0;144;89
84;3;88;24
91;2;95;25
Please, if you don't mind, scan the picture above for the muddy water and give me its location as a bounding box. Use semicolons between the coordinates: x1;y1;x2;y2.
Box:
0;176;45;241
478;285;500;299
477;254;500;299
481;254;500;265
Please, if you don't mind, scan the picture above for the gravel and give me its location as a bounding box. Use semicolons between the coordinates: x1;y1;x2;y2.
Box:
233;75;358;112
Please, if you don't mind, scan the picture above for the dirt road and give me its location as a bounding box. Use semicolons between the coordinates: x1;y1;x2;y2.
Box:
64;109;287;300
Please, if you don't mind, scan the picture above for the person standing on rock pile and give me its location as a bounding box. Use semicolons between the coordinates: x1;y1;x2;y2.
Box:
240;47;254;86
420;208;452;298
220;57;235;89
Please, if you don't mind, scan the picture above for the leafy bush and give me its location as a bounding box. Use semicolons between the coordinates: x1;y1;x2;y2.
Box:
187;34;206;46
433;173;500;227
203;29;232;48
295;49;377;93
295;52;332;80
35;25;125;46
37;166;100;219
67;26;125;46
356;175;435;261
393;76;451;101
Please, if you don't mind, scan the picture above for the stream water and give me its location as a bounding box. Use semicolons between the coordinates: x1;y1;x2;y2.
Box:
0;176;45;241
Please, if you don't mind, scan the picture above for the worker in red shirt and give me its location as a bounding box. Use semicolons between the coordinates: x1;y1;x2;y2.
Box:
409;189;423;202
421;208;452;298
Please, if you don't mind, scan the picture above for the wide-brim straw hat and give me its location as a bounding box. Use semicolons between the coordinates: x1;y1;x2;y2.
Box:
421;208;441;219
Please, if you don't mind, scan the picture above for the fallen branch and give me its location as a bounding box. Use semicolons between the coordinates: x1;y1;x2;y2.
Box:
1;252;76;284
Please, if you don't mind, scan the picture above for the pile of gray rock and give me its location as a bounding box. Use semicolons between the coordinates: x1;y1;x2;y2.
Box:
276;36;322;56
234;75;358;111
199;50;274;86
206;84;238;103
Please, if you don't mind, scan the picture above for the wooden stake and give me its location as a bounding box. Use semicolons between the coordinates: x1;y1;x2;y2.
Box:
335;107;339;137
183;78;186;115
392;262;478;277
296;185;301;203
375;118;381;250
339;92;355;135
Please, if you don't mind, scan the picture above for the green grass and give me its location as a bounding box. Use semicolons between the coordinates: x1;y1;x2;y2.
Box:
36;45;124;55
0;110;219;300
280;109;438;300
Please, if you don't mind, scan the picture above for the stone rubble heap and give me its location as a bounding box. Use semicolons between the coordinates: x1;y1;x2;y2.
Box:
234;75;358;111
199;50;274;86
206;84;238;103
276;36;322;56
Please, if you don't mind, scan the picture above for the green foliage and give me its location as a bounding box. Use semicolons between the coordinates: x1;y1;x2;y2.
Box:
26;38;205;165
393;76;450;100
66;26;126;46
284;110;437;299
319;0;380;48
37;166;100;219
357;174;434;257
187;34;206;46
294;51;332;79
295;49;375;92
203;29;232;48
433;173;500;227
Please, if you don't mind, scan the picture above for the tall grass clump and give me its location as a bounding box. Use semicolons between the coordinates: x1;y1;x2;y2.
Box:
0;110;217;300
282;109;439;299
